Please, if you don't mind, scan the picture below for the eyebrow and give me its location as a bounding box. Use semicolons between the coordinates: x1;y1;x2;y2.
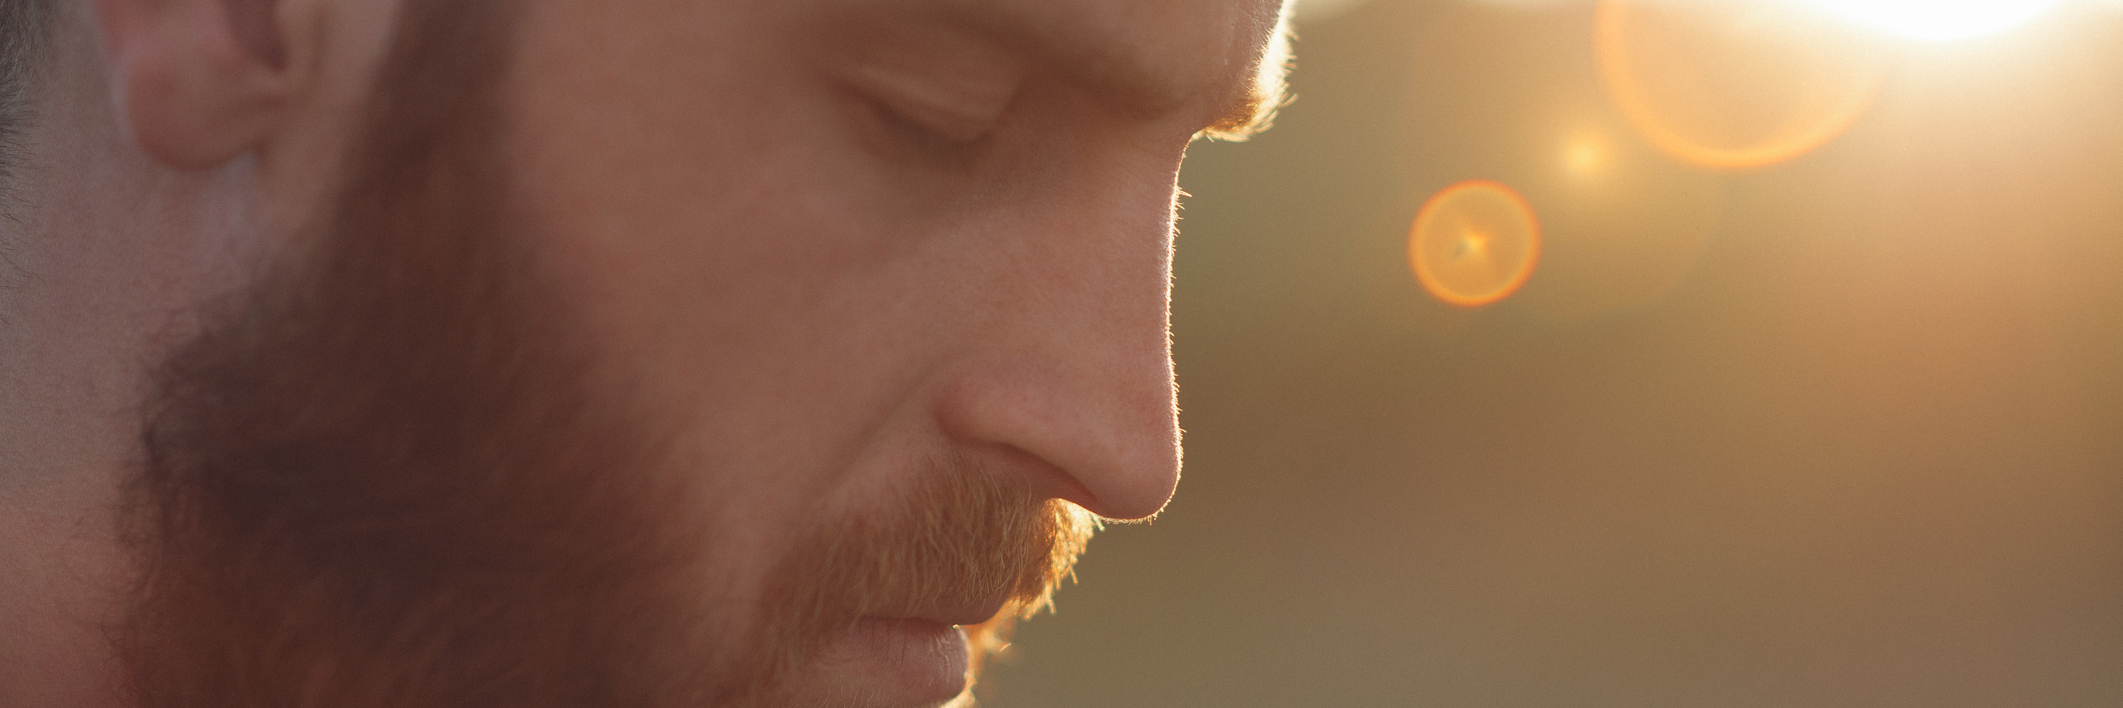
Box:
823;0;1293;140
1201;19;1293;141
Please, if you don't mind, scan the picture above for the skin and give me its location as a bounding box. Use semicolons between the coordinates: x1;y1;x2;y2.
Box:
0;0;1285;705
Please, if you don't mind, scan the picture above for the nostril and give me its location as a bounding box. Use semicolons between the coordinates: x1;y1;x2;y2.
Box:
978;441;1109;516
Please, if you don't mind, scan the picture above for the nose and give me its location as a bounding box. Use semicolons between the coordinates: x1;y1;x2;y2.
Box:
934;168;1184;522
939;344;1181;521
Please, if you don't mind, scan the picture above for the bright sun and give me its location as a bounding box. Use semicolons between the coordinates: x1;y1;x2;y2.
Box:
1795;0;2063;41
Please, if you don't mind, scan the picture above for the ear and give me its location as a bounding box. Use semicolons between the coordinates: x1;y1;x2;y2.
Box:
94;0;313;170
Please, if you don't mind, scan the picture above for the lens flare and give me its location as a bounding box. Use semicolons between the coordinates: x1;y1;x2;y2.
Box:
1563;130;1612;178
1595;0;1890;170
1798;0;2061;41
1410;180;1541;307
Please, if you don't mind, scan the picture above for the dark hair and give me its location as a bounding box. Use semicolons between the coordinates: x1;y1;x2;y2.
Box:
0;0;52;197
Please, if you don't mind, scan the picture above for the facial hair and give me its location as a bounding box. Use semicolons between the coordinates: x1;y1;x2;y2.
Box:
115;1;1096;706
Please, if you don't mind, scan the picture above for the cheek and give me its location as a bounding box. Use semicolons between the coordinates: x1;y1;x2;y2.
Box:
506;0;947;352
504;0;964;521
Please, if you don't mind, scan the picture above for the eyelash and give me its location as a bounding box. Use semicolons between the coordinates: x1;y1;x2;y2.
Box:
838;61;1018;148
851;93;986;165
831;87;1013;179
873;90;1005;145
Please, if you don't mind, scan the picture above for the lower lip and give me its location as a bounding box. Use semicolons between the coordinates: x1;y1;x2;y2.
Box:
823;618;971;705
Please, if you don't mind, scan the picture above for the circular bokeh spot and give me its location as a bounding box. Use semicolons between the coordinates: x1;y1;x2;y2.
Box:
1594;0;1891;170
1410;180;1542;307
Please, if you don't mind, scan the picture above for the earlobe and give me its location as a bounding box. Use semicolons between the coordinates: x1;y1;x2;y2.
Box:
95;0;302;170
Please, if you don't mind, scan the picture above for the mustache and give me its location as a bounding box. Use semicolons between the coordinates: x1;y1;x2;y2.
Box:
742;453;1100;698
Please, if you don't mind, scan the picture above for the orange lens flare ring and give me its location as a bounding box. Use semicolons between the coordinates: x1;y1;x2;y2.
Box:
1593;0;1888;170
1409;180;1542;307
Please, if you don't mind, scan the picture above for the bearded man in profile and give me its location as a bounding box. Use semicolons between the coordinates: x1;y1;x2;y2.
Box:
0;0;1289;705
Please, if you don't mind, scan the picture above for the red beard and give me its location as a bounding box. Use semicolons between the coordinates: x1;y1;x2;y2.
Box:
117;2;1093;705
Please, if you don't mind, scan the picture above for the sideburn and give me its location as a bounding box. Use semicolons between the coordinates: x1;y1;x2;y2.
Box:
119;1;717;705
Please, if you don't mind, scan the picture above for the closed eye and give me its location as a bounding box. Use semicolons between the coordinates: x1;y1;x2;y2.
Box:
830;24;1025;145
843;64;1017;143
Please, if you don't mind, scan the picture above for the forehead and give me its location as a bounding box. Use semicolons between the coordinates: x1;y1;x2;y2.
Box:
793;0;1288;121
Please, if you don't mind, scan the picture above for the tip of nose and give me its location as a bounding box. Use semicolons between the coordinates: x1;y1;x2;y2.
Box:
1081;449;1180;522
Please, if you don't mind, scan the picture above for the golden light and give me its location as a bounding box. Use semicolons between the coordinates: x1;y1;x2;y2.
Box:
1594;0;1891;170
1563;130;1611;178
1410;180;1542;307
1796;0;2062;41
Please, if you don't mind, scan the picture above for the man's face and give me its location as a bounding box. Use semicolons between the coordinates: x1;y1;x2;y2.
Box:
122;0;1284;706
509;0;1284;695
508;0;1281;528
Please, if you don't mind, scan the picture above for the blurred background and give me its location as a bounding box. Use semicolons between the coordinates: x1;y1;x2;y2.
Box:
984;0;2123;706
